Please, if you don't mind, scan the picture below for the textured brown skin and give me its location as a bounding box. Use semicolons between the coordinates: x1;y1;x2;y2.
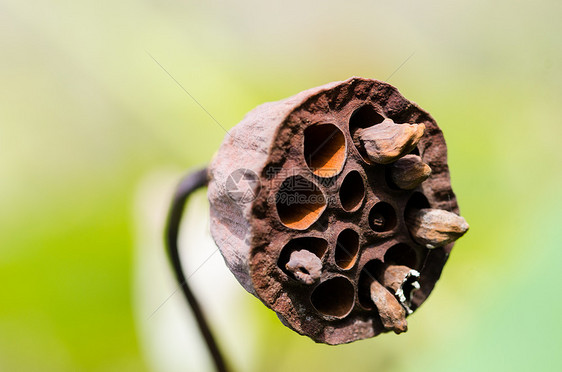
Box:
370;280;407;334
406;208;469;248
390;155;432;190
208;77;459;345
285;250;323;285
377;265;414;294
355;120;425;164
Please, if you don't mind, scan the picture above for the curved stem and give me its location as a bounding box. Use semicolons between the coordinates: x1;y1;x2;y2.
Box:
165;168;229;372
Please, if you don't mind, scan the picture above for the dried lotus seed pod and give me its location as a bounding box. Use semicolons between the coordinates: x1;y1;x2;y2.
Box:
207;77;468;345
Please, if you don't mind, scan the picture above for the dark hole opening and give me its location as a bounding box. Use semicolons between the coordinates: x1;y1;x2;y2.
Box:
384;243;418;269
335;229;360;270
369;202;397;232
277;237;328;278
310;277;355;318
349;105;385;134
339;171;365;212
358;260;384;309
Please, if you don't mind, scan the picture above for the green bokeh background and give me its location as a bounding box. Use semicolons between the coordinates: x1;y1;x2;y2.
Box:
1;0;561;371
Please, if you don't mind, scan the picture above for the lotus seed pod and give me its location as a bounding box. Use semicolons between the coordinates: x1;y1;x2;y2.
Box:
207;77;468;345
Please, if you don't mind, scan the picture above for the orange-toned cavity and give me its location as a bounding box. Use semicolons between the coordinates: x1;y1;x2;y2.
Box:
304;124;346;177
276;176;327;230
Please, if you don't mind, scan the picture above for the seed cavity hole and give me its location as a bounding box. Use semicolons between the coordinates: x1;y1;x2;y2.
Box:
405;192;430;212
335;229;360;270
358;260;384;309
276;176;326;230
384;243;418;269
409;146;420;156
369;202;397;232
349;105;385;133
278;237;328;278
311;277;355;318
349;105;385;162
384;166;401;190
339;170;365;212
404;192;431;229
303;124;346;178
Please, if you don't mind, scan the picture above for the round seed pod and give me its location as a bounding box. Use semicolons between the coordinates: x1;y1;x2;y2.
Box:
207;77;468;344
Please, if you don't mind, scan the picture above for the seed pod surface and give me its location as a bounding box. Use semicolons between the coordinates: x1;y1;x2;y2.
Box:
207;77;467;344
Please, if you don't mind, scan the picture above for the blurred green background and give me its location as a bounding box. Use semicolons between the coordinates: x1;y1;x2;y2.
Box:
1;0;561;371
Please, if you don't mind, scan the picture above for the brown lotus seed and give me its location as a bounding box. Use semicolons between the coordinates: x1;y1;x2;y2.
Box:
406;208;469;248
285;250;322;285
354;119;425;164
390;154;432;190
370;280;408;334
377;264;420;314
